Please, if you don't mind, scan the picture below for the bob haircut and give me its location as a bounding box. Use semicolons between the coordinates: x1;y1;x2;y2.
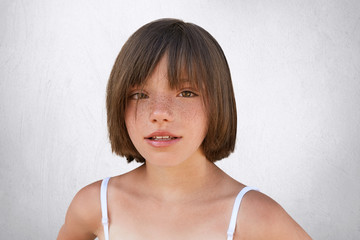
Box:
106;18;237;163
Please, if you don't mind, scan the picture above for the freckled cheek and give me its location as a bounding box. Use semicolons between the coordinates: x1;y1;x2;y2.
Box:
134;103;150;121
176;101;207;125
125;103;147;124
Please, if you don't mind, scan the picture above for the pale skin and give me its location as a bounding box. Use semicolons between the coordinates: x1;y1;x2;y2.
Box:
58;57;312;240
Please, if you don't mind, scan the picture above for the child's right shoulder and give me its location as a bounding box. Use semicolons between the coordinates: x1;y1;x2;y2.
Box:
70;180;103;218
57;180;104;240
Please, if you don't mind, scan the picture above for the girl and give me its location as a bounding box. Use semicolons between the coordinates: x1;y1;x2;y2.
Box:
57;18;311;240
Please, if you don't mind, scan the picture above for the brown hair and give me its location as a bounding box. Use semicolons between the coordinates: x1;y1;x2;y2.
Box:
106;18;236;163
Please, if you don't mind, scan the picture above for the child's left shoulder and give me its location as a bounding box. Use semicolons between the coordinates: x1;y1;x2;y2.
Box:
236;189;312;239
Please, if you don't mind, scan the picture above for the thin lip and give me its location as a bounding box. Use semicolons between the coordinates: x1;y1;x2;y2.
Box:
144;131;181;139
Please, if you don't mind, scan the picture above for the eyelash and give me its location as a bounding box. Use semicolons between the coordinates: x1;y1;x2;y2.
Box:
178;90;198;98
129;90;198;99
129;92;149;100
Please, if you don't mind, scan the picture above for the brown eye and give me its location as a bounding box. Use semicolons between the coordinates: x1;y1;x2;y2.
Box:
179;91;197;98
130;92;149;100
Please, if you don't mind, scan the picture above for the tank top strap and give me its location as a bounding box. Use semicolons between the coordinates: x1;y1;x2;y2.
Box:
226;186;259;240
101;177;111;240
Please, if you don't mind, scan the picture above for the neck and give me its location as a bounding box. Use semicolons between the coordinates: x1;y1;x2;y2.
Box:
138;156;223;203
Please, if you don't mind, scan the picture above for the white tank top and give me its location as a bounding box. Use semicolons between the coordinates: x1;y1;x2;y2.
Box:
100;177;258;240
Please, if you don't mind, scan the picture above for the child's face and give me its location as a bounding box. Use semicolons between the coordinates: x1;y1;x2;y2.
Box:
125;57;208;166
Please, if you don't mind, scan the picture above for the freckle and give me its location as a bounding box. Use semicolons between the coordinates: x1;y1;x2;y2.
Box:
176;101;200;121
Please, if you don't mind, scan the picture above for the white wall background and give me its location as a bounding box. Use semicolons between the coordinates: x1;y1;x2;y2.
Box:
1;0;359;239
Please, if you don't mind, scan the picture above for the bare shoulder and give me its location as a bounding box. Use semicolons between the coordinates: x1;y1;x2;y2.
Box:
237;190;312;240
57;180;103;240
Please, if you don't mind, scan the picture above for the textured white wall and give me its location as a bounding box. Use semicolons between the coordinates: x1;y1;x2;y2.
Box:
1;0;359;239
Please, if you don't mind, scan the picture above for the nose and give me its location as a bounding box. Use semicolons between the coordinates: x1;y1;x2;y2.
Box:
149;97;174;123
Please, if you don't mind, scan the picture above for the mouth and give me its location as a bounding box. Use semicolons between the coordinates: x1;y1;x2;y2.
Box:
146;136;179;141
144;132;182;147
